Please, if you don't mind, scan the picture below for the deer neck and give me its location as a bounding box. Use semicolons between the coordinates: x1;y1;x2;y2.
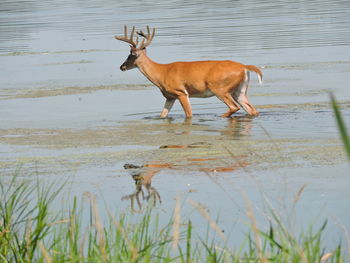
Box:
136;54;165;87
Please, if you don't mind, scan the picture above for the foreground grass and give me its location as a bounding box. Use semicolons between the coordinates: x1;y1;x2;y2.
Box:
0;175;347;263
331;94;350;161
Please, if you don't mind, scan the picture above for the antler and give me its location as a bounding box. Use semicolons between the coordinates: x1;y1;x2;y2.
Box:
144;185;161;206
121;185;143;213
114;25;139;47
115;25;155;49
137;25;156;49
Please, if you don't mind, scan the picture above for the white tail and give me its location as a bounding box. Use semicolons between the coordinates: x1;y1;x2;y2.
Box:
245;65;263;85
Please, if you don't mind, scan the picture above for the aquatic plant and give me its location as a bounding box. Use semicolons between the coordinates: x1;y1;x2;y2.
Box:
0;175;347;262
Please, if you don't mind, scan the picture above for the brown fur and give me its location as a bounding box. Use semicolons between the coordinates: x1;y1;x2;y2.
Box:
121;49;262;118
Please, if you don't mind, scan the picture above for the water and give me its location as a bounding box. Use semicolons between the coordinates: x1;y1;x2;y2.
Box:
1;0;350;249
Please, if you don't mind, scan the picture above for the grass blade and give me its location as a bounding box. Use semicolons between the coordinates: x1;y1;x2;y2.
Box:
330;94;350;161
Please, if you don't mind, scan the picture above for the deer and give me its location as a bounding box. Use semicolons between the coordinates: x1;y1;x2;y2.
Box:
122;163;161;212
115;25;262;118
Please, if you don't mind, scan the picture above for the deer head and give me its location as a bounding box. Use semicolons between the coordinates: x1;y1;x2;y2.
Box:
115;25;155;71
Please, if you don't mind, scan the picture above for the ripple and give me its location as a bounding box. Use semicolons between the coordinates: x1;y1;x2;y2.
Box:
0;0;349;53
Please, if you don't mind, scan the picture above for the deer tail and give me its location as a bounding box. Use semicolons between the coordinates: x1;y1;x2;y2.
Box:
246;65;263;85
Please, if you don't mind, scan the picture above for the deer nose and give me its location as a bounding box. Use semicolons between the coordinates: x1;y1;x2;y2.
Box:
120;65;127;71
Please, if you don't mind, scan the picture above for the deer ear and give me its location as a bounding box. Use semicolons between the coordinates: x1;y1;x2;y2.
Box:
140;47;147;54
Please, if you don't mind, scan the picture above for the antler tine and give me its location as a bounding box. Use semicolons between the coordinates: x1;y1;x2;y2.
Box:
137;25;156;49
140;38;145;49
130;26;135;42
115;25;137;47
146;25;150;37
135;35;139;47
124;25;127;38
146;26;156;48
130;26;140;47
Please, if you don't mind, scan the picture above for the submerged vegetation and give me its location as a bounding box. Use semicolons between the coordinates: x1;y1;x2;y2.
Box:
0;174;348;263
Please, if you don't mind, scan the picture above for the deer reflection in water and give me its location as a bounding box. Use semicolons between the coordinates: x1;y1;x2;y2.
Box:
222;115;254;138
166;115;254;139
122;117;253;211
122;163;166;212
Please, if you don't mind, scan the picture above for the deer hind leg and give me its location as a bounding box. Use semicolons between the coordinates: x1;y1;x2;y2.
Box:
233;73;259;116
216;93;241;118
236;94;259;116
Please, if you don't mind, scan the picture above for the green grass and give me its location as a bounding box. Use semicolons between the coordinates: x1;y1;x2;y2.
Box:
0;175;347;263
331;94;350;161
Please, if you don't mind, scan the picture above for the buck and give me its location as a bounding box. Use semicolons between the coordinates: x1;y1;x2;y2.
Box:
115;25;262;118
123;163;161;212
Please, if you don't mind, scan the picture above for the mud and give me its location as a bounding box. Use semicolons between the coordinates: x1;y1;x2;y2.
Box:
0;84;153;100
0;103;346;176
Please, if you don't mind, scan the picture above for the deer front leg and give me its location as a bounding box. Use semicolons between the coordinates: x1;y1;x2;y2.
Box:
177;94;192;118
160;98;175;118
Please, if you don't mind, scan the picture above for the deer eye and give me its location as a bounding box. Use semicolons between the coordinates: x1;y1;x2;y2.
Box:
129;52;138;58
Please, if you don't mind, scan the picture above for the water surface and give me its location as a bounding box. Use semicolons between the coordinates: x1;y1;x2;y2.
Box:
1;0;350;248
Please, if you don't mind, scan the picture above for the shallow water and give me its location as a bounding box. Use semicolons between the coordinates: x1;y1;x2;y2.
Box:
1;0;350;248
